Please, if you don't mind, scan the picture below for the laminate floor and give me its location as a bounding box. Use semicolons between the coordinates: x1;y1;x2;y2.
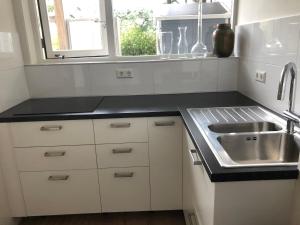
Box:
20;211;186;225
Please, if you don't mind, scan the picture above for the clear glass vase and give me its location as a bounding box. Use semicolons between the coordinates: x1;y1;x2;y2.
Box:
158;31;173;59
177;26;188;57
191;1;208;58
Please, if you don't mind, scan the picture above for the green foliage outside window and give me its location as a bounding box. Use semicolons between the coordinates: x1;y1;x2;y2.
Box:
116;10;157;56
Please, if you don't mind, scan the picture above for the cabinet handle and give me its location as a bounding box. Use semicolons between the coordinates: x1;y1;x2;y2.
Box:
189;149;202;165
48;175;69;181
112;148;133;154
154;121;175;126
40;125;63;131
110;122;131;128
44;151;66;157
114;172;134;178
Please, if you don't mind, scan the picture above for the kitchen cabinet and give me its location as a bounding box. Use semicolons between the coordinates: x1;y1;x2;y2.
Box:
2;117;296;222
6;117;182;216
148;117;183;210
183;128;214;225
182;128;296;225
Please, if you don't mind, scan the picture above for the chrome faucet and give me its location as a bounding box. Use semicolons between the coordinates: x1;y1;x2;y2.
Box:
277;62;299;134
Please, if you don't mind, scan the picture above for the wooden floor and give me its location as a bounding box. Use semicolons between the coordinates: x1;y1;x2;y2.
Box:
20;211;186;225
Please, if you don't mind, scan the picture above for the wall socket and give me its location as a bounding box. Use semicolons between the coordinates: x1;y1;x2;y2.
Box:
116;69;134;78
255;71;267;83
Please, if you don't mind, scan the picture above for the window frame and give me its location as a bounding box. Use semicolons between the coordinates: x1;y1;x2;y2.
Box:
37;0;109;59
19;0;237;64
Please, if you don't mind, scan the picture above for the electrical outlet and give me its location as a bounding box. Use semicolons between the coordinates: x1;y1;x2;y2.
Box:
255;71;266;83
116;69;134;78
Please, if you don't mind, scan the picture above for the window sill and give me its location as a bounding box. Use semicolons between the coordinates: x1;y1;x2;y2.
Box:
24;55;239;66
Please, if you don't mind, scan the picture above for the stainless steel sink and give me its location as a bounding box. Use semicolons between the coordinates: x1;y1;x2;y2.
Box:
208;122;282;133
218;133;299;165
187;106;300;167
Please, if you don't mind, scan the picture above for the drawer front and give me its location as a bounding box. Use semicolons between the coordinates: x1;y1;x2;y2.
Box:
15;145;97;171
20;170;101;216
97;143;149;168
99;167;150;212
11;120;94;147
93;118;148;144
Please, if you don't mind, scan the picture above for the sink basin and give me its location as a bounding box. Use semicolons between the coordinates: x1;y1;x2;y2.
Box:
187;106;298;167
217;133;300;165
208;122;282;133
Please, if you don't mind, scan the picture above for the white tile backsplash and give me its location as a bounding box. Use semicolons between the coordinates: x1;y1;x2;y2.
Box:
0;0;29;113
0;32;24;71
217;58;238;91
153;60;218;94
0;67;30;111
237;14;300;114
25;58;238;98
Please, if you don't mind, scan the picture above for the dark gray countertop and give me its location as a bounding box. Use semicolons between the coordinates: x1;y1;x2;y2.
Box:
0;91;298;182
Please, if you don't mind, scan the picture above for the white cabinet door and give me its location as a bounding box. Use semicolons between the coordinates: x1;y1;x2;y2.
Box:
184;128;215;225
93;118;148;144
99;167;150;212
20;170;101;216
183;129;196;225
148;117;182;210
183;128;215;225
10;120;94;147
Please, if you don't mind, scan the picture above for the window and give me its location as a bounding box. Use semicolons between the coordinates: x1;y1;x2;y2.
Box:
38;0;108;58
35;0;235;59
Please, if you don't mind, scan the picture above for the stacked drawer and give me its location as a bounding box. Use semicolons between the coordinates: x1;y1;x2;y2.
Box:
11;120;101;216
93;118;150;212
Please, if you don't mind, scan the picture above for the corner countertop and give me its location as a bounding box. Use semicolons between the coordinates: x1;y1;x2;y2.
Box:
0;91;298;182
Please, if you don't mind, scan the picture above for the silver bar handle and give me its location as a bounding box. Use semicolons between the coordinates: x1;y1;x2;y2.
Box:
44;151;66;157
112;148;133;154
110;122;131;128
189;149;202;165
40;125;63;131
48;175;69;181
114;172;134;178
154;121;175;127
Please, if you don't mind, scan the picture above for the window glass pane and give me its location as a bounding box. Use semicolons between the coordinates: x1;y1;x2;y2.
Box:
113;0;233;56
45;0;105;51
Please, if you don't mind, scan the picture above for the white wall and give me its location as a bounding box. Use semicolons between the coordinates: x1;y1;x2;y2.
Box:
24;58;238;98
0;0;30;224
236;14;300;114
237;0;300;25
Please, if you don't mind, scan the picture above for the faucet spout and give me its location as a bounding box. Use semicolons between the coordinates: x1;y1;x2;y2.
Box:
277;62;298;134
277;62;297;112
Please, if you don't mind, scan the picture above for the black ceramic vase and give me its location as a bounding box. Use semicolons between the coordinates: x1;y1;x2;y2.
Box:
212;23;234;58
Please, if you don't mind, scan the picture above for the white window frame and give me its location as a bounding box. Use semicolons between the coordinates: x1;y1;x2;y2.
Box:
15;0;237;64
37;0;109;59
